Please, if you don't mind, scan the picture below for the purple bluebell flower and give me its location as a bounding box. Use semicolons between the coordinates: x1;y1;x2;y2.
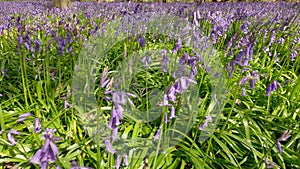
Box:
233;51;246;66
246;43;254;60
188;56;197;67
170;106;176;119
291;50;297;61
7;130;20;146
100;68;110;88
213;72;219;78
206;65;211;73
115;153;129;169
276;130;291;154
226;62;232;78
30;128;61;168
161;50;169;73
16;113;32;122
70;161;91;169
238;75;250;86
172;38;181;53
250;71;258;89
137;36;145;48
265;156;279;169
166;86;176;103
190;65;198;79
124;153;129;166
242;87;247;96
154;125;162;140
266;81;281;96
34;38;41;52
112;127;118;140
116;154;122;169
284;80;289;87
109;106;123;129
105;139;116;154
178;77;197;91
193;11;199;27
64;100;72;109
141;55;151;70
164;113;169;123
276;141;282;154
199;115;212;131
2;69;8;78
112;92;126;105
179;53;188;65
35;117;42;133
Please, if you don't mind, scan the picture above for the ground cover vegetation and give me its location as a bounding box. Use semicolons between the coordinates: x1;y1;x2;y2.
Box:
0;1;299;169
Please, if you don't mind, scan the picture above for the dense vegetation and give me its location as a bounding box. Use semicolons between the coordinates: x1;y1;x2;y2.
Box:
0;1;299;169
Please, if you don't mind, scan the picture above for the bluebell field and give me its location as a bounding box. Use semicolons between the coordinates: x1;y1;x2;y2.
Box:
0;1;299;169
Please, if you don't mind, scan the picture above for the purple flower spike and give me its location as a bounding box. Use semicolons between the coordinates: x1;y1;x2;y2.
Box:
172;38;181;53
70;161;91;169
266;81;281;96
105;139;116;154
116;154;121;169
276;130;291;154
238;76;250;86
35;118;42;133
141;55;151;70
154;125;162;140
265;156;279;169
100;68;110;88
199;115;212;131
276;141;282;154
30;128;61;168
291;50;297;61
179;53;188;65
124;153;129;166
64;100;72;109
242;87;247;96
7;130;20;146
170;106;176;119
250;71;258;89
16;113;32;122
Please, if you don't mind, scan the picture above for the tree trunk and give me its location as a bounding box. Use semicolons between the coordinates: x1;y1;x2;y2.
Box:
53;0;72;9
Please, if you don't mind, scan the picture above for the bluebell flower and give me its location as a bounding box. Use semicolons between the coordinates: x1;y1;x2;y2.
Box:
115;153;129;169
242;87;247;96
35;117;42;133
265;156;279;168
199;115;212;131
7;130;20;146
290;50;297;61
238;75;250;86
141;55;151;70
179;53;188;65
137;36;145;48
284;80;289;87
170;106;176;119
70;160;91;169
266;81;281;96
30;128;61;168
116;154;122;169
276;130;291;154
16;113;32;122
154;125;162;140
250;71;258;89
105;139;116;154
172;38;181;53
